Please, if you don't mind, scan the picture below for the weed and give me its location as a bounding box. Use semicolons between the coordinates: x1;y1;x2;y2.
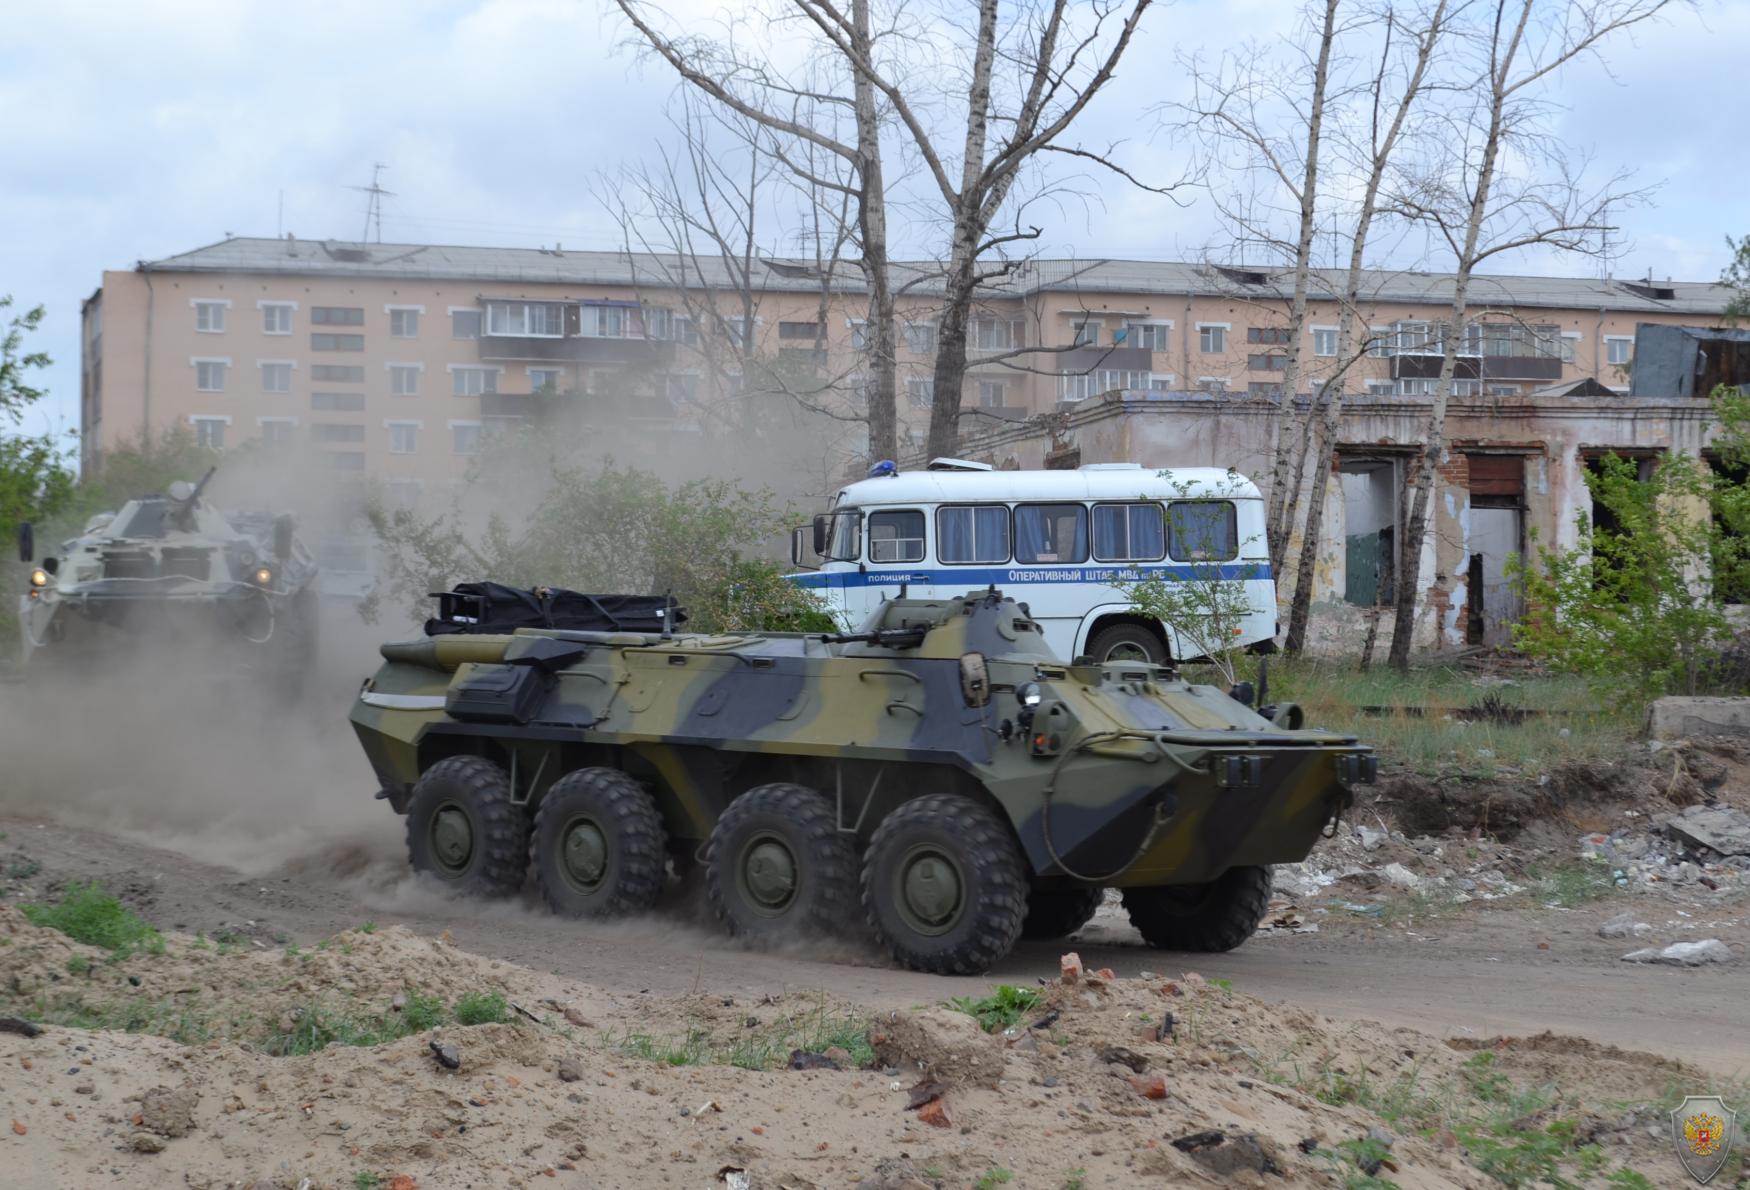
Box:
1062;1169;1086;1190
608;996;873;1072
616;1027;714;1067
973;1170;1013;1189
949;985;1040;1033
453;991;511;1026
360;920;378;933
922;1165;944;1178
352;1174;382;1190
21;882;164;957
6;857;41;879
191;933;210;951
64;955;90;977
1526;861;1619;908
1210;977;1233;991
1604;1171;1655;1189
285;945;303;960
400;991;445;1032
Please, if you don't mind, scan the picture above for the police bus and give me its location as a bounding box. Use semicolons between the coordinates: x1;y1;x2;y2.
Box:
787;459;1276;665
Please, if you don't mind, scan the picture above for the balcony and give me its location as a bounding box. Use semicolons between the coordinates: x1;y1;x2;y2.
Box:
477;335;673;365
1392;353;1560;383
1055;345;1154;374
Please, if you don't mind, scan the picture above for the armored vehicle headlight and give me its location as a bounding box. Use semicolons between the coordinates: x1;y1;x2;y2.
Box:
29;568;49;588
253;566;274;586
1015;681;1043;708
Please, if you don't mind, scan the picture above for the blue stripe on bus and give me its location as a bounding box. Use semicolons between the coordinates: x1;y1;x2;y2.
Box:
784;563;1272;589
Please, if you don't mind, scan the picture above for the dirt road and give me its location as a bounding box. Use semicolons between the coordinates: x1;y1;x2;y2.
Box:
7;811;1744;1078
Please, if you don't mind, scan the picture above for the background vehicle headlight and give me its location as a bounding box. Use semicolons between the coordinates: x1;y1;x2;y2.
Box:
29;568;49;588
253;566;274;586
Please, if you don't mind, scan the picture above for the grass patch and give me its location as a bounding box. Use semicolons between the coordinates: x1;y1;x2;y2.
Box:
1260;660;1640;778
6;856;41;879
265;989;454;1056
949;985;1041;1033
608;995;874;1072
453;991;510;1026
973;1170;1013;1190
22;881;164;958
1525;861;1620;908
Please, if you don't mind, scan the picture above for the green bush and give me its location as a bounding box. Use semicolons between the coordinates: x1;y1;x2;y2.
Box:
452;990;511;1026
22;882;164;958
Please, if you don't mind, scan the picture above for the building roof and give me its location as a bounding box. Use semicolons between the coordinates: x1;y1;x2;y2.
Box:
137;236;1733;316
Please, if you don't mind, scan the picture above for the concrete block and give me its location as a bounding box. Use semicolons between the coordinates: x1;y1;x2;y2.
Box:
1646;696;1750;740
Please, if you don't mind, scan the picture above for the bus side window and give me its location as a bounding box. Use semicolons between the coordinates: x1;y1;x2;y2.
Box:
1014;503;1088;564
1092;503;1166;562
868;509;926;563
937;505;1011;563
1167;501;1238;562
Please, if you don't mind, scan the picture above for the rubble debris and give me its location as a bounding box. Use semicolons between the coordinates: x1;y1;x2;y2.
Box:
869;1008;1005;1088
1060;952;1084;983
1098;1045;1148;1073
428;1040;461;1070
1666;805;1750;857
1597;913;1652;940
1622;939;1736;966
904;1080;947;1110
556;1057;583;1082
138;1085;198;1137
915;1097;953;1128
1170;1130;1282;1176
718;1166;752;1190
1028;1009;1061;1031
0;1017;43;1038
786;1050;841;1071
129;1131;166;1153
1128;1074;1167;1099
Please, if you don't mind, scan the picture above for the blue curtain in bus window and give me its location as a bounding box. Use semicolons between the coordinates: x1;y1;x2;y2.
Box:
1015;504;1088;564
1167;501;1238;561
1093;504;1164;561
938;506;1010;562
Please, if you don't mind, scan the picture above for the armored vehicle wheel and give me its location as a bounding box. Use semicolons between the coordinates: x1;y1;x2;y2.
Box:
706;783;857;942
862;794;1028;975
1020;886;1105;940
405;756;529;897
1086;623;1167;665
532;768;667;918
1121;865;1273;952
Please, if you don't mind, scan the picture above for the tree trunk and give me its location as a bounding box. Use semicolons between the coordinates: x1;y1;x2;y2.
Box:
852;0;897;465
927;247;979;459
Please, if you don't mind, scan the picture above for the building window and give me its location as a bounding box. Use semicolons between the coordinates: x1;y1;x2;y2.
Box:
671;314;698;346
579;305;633;338
312;392;365;412
779;320;822;340
1606;336;1633;366
389;365;421;396
721;317;752;349
1198;324;1227;353
386;421;420;454
258;417;296;444
1072;320;1100;347
1366;380;1396;395
643;307;672;340
312;423;366;443
194;359;228;392
1246;326;1290;345
384;479;423;509
1312;327;1338;357
194;300;228;333
311;333;364;351
1127;322;1170;351
977;379;1006;408
663;372;699;403
1368;328;1394;358
489;301;564;337
1196;376;1229;393
1487;384;1522;396
451;367;498;397
311;306;364;326
389;308;420;338
1092;503;1166;562
1248;353;1288;371
1560;332;1580;363
451;422;482;455
311;365;364;383
969;318;1020;352
904;322;938;354
528;367;562;393
191;416;228;448
847;321;869;351
906;377;935;407
259;361;293;393
260;302;294;335
451;308;481;339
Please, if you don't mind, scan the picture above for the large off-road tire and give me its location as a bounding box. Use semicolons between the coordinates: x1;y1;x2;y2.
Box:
405;756;529;897
532;767;667;918
1121;865;1273;953
1086;623;1168;665
706;783;858;943
1020;885;1105;940
862;794;1028;975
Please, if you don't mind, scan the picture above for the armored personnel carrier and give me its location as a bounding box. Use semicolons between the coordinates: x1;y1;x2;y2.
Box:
351;587;1375;974
16;468;319;679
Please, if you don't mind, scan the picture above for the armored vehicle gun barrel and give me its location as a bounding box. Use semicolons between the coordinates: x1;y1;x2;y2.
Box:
350;586;1376;974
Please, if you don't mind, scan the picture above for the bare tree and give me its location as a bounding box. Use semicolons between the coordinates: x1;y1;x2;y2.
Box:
1283;0;1455;654
789;0;1156;458
1382;0;1676;670
612;0;901;464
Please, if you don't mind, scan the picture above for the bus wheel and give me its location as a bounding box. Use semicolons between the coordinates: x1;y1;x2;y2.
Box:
1087;623;1167;665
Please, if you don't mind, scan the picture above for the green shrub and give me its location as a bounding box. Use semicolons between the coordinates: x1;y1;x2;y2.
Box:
453;991;511;1026
22;882;163;957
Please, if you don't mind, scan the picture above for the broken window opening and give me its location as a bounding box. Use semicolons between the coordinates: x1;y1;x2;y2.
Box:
1339;455;1403;608
1706;452;1750;605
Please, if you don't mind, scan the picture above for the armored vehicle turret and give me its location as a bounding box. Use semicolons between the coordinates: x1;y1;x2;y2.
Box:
351;587;1375;974
16;468;319;679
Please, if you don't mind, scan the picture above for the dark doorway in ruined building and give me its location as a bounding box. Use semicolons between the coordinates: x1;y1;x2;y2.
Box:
1464;453;1527;646
1705;452;1750;604
1339;456;1401;607
1582;451;1658;540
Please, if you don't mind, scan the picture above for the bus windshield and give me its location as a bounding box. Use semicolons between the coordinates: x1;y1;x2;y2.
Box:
822;509;861;561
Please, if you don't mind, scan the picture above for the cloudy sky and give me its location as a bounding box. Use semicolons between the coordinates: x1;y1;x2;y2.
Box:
1;0;1741;437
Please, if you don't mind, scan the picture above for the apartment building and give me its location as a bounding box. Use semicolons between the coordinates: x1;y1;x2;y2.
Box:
81;236;1734;492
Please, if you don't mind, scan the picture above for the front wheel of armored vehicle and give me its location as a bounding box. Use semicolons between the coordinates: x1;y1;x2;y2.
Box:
1020;885;1105;940
862;794;1028;975
532;768;668;918
405;756;530;897
1121;865;1272;953
706;783;858;943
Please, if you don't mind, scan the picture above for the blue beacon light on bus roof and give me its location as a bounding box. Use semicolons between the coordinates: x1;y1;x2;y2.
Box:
868;459;898;478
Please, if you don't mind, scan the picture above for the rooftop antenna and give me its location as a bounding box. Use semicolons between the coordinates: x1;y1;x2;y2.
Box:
349;163;394;243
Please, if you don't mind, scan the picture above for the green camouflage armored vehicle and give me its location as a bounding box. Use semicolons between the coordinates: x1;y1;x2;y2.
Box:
16;468;319;679
351;586;1376;974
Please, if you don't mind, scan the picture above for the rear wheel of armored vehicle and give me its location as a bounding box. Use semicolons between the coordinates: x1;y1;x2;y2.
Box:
405;756;530;897
862;794;1028;975
532;768;668;918
1086;623;1167;665
706;783;858;943
1020;886;1105;940
1121;865;1272;953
